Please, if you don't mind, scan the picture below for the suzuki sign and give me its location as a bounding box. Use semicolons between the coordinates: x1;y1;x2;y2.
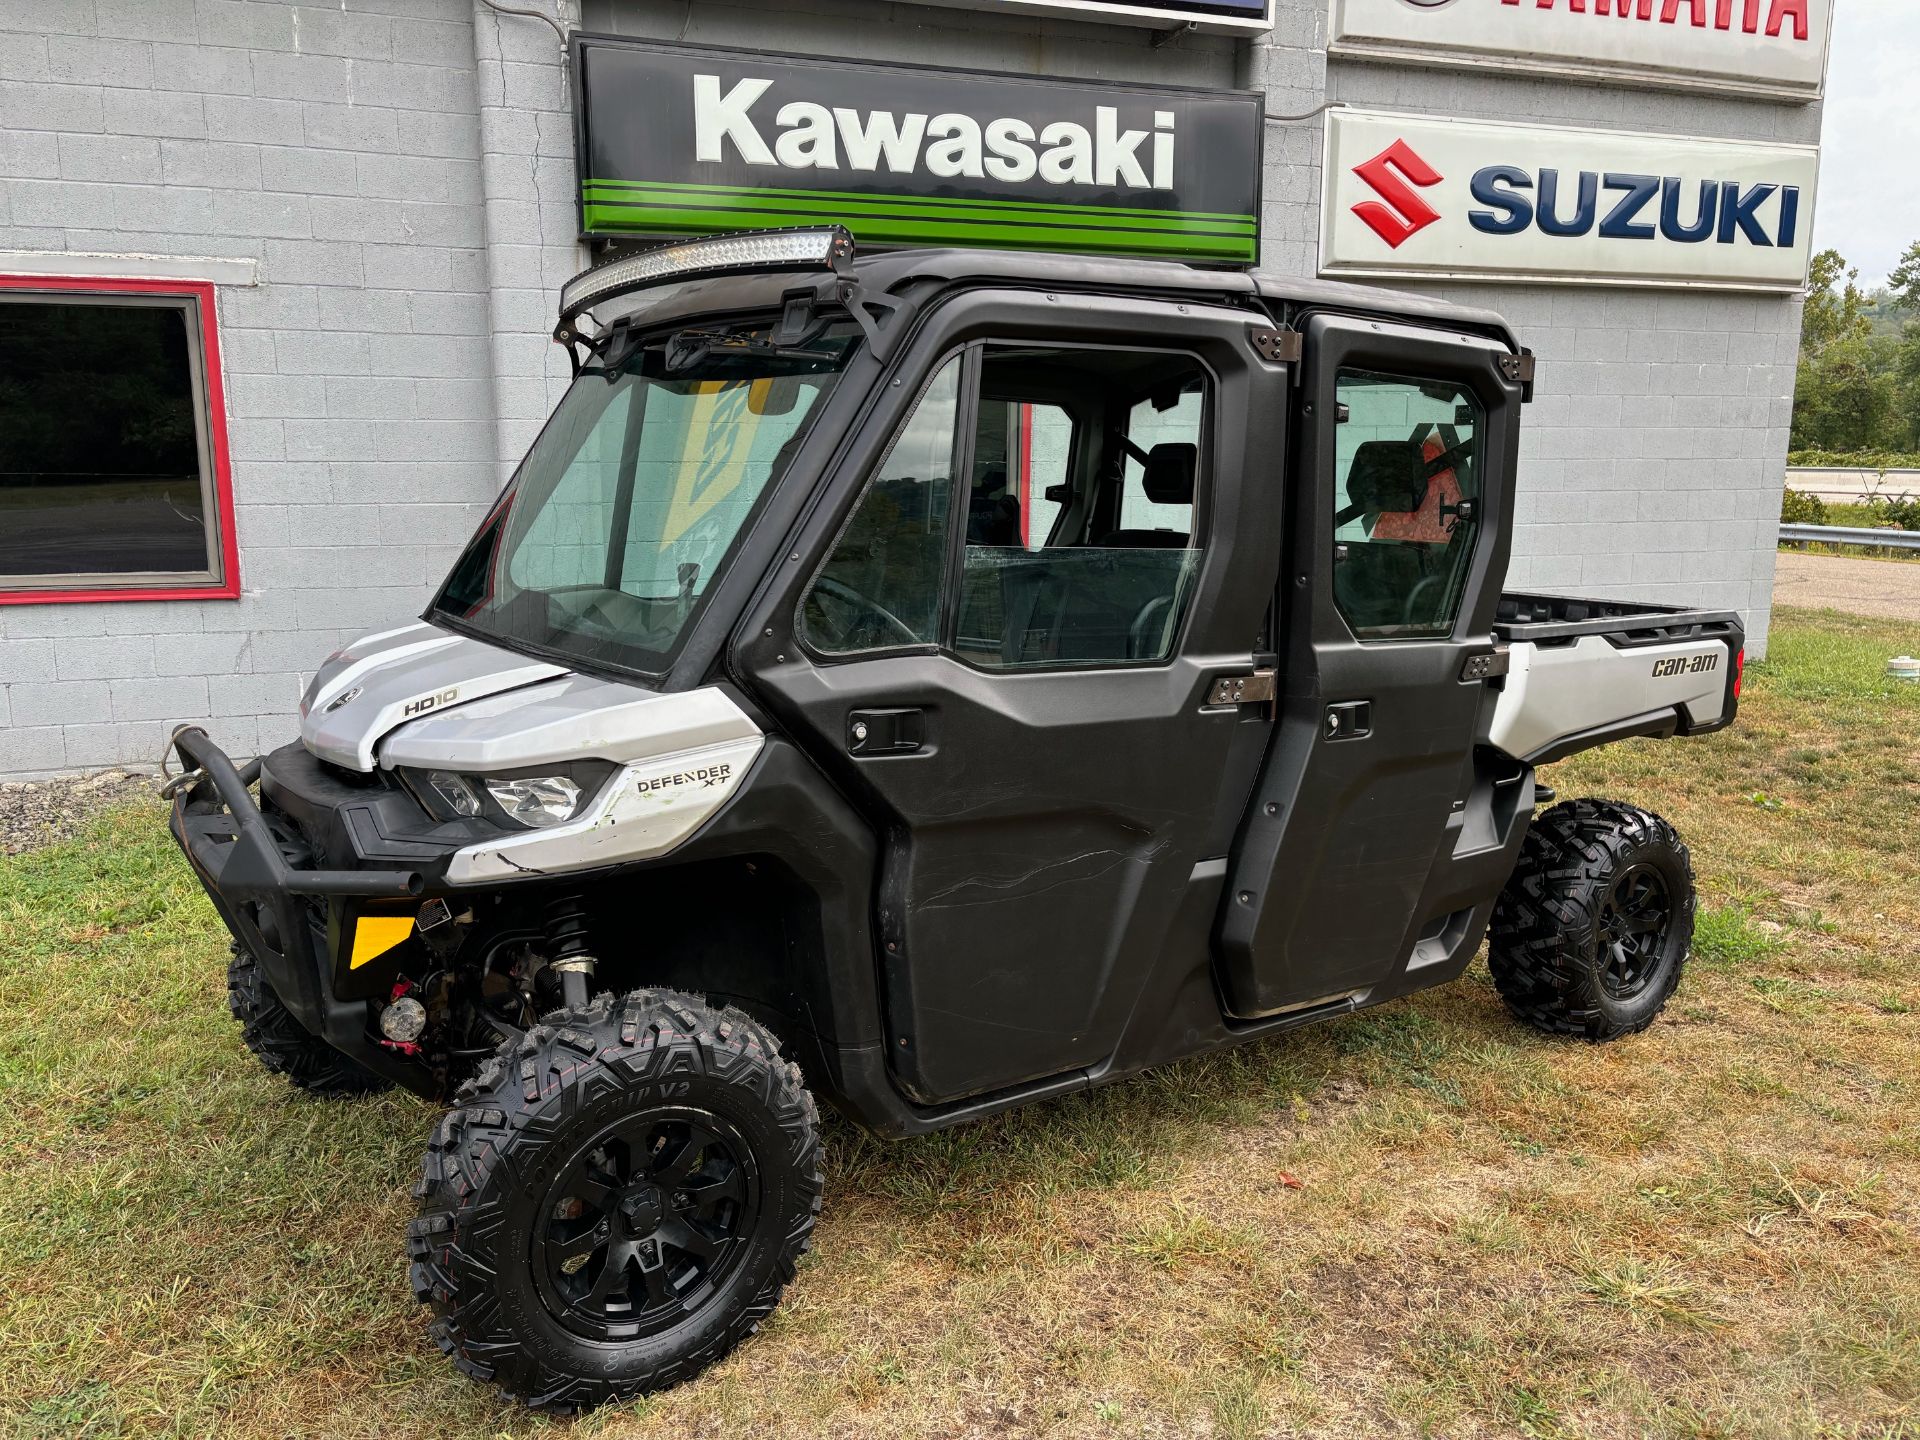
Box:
573;37;1264;264
1329;0;1831;103
1320;110;1819;293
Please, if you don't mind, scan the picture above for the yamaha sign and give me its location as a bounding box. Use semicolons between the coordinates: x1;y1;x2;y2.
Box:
1329;0;1831;103
572;37;1264;264
1321;110;1818;292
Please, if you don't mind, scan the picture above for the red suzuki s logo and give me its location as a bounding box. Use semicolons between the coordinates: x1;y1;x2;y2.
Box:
1351;139;1444;249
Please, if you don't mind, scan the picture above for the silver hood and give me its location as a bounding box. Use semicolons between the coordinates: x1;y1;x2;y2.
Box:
301;622;568;772
299;622;768;884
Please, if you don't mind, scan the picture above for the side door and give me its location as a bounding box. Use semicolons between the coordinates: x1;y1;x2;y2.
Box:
735;290;1289;1105
1216;313;1525;1018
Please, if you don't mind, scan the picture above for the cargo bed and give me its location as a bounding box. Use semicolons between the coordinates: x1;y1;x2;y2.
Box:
1487;593;1745;766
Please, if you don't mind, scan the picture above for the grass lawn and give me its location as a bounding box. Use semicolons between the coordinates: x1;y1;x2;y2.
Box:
3;606;1918;1439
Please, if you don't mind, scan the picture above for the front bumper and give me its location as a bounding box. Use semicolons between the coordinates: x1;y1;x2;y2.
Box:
168;728;436;1089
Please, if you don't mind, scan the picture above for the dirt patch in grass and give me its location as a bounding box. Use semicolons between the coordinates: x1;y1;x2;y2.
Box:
0;769;161;857
2;607;1917;1438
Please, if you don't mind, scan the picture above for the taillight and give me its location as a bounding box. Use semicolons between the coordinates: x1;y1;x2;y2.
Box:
1733;648;1745;699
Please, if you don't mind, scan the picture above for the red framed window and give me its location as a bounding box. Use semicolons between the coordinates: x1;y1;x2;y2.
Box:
0;275;240;604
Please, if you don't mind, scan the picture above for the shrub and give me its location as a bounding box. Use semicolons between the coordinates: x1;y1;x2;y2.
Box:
1781;488;1828;525
1787;449;1920;470
1871;492;1920;532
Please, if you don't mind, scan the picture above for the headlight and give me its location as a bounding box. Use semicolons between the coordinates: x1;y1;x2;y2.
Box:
425;770;483;818
399;761;611;829
484;775;581;829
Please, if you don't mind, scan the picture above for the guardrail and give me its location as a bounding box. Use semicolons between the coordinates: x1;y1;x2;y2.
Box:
1780;523;1920;552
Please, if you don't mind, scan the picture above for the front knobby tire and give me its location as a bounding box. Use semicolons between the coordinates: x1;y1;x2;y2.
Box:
1487;799;1696;1041
226;943;392;1096
408;989;823;1411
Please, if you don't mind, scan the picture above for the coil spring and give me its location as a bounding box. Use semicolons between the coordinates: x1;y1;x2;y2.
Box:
543;894;596;968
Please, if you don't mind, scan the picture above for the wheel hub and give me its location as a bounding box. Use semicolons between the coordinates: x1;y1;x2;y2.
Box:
619;1184;665;1235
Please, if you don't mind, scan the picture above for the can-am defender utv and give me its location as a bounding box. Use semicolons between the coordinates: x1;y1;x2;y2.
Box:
167;228;1744;1409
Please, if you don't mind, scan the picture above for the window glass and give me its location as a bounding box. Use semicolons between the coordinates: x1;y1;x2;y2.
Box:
799;357;960;654
956;346;1206;669
0;292;223;592
1331;369;1483;640
437;321;856;674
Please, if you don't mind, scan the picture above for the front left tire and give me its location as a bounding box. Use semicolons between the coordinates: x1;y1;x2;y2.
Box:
408;988;823;1410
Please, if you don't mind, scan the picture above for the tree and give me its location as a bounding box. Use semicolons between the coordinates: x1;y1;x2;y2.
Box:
1800;249;1872;357
1791;248;1905;453
1889;240;1920;312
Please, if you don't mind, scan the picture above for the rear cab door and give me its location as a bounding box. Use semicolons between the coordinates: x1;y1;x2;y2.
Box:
1217;312;1531;1018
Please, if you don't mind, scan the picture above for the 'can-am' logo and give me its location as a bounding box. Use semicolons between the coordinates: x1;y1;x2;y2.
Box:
1352;140;1444;249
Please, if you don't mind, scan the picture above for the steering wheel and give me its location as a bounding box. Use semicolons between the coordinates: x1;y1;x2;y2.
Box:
807;575;921;650
1403;573;1444;626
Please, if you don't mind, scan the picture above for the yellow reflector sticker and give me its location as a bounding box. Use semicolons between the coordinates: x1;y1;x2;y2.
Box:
349;915;416;970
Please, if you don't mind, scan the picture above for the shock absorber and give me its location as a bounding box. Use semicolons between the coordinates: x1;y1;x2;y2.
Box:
543;894;597;1011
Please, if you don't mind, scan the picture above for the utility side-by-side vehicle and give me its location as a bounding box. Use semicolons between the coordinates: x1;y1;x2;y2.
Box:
167;227;1744;1409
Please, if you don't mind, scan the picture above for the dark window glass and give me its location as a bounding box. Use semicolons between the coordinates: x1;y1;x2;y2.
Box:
1331;369;1484;640
800;357;960;654
956;346;1206;668
0;294;216;585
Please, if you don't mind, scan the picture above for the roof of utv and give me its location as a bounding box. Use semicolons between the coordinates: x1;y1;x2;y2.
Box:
578;244;1521;355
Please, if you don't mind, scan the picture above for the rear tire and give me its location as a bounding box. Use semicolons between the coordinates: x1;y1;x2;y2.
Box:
1487;799;1695;1041
226;943;392;1096
408;989;822;1411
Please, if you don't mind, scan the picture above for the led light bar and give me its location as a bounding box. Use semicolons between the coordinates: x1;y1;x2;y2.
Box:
556;226;855;332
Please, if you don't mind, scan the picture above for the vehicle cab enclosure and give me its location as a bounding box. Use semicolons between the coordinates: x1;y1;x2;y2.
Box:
170;237;1741;1138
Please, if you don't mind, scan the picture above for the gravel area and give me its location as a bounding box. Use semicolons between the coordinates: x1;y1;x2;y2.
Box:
1776;550;1920;623
0;769;166;857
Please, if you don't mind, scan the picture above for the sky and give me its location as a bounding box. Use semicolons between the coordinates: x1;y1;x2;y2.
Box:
1813;0;1920;290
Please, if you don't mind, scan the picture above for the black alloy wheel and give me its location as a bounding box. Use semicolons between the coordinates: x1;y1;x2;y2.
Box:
533;1112;759;1343
1595;863;1672;1001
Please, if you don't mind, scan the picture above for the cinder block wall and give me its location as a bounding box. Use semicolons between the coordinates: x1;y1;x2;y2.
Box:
0;0;570;778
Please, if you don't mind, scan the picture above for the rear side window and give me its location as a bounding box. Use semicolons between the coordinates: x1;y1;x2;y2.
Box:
1331;370;1483;640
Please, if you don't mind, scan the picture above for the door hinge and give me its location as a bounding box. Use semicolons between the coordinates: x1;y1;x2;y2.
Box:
1498;349;1536;400
1460;649;1510;683
1209;669;1277;709
1248;327;1302;365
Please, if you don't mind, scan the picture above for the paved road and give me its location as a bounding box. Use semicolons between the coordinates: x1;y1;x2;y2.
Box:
1775;551;1920;622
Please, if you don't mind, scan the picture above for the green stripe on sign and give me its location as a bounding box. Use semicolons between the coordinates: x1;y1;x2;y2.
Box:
581;201;1256;262
581;185;1256;239
586;176;1259;227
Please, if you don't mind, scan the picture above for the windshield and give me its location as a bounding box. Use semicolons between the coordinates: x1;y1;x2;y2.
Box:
432;321;859;674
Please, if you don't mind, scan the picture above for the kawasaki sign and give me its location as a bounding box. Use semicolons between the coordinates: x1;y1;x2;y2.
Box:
571;37;1264;264
1321;110;1818;292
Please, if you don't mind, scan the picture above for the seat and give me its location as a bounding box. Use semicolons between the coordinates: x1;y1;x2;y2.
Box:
1095;443;1197;549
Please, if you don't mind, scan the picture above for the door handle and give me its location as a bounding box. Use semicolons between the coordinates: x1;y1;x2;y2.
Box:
848;708;924;756
1324;701;1372;741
